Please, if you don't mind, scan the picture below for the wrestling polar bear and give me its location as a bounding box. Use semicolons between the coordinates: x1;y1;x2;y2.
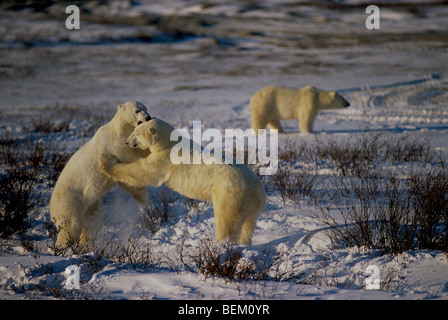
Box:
101;118;266;245
250;85;350;133
50;100;151;248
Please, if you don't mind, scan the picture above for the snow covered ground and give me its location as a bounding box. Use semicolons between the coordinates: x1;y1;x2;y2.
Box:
1;0;448;301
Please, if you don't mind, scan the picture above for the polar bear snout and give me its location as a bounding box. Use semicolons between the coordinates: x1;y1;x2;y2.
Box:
335;93;350;108
137;115;152;126
126;135;139;148
127;141;138;148
126;141;138;148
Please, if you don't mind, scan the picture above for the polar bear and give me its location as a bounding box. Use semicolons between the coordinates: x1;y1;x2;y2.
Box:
49;100;152;249
250;85;350;133
100;118;266;245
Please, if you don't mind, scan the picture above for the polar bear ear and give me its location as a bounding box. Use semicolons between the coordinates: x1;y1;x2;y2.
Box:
148;127;156;135
118;104;125;110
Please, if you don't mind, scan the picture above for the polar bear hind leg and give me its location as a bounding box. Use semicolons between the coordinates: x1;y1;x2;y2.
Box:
213;195;260;245
79;200;102;247
52;196;100;249
251;114;268;132
238;215;259;245
213;198;245;244
214;214;243;244
266;119;284;133
250;95;270;132
54;206;85;248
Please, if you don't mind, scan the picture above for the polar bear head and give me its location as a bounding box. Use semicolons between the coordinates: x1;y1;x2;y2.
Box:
118;100;152;127
317;89;350;110
126;118;174;151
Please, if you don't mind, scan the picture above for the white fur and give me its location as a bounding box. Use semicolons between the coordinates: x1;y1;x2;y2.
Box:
250;85;350;133
102;118;266;245
50;100;151;248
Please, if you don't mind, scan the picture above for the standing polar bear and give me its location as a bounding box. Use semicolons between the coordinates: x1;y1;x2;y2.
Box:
101;118;266;245
50;100;151;248
250;85;350;133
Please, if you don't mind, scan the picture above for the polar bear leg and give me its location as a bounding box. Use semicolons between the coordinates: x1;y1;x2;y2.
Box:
238;215;258;245
80;200;102;246
108;162;160;189
79;228;92;246
267;119;284;133
213;201;243;243
251;114;269;132
298;109;318;133
52;196;92;248
214;217;241;243
55;212;84;248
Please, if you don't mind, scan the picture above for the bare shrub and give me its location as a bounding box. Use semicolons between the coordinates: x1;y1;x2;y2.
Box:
191;239;244;281
186;239;299;282
310;131;441;177
292;130;448;254
46;149;73;187
278;139;304;164
113;236;156;270
312;172;415;254
0;167;38;237
184;197;207;214
311;163;448;254
139;186;180;234
267;164;319;205
0;135;44;239
406;164;448;250
20;107;74;134
385;134;440;163
29;115;72;134
266;139;321;205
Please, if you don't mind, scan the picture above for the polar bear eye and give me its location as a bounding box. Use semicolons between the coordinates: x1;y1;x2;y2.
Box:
135;110;140;114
